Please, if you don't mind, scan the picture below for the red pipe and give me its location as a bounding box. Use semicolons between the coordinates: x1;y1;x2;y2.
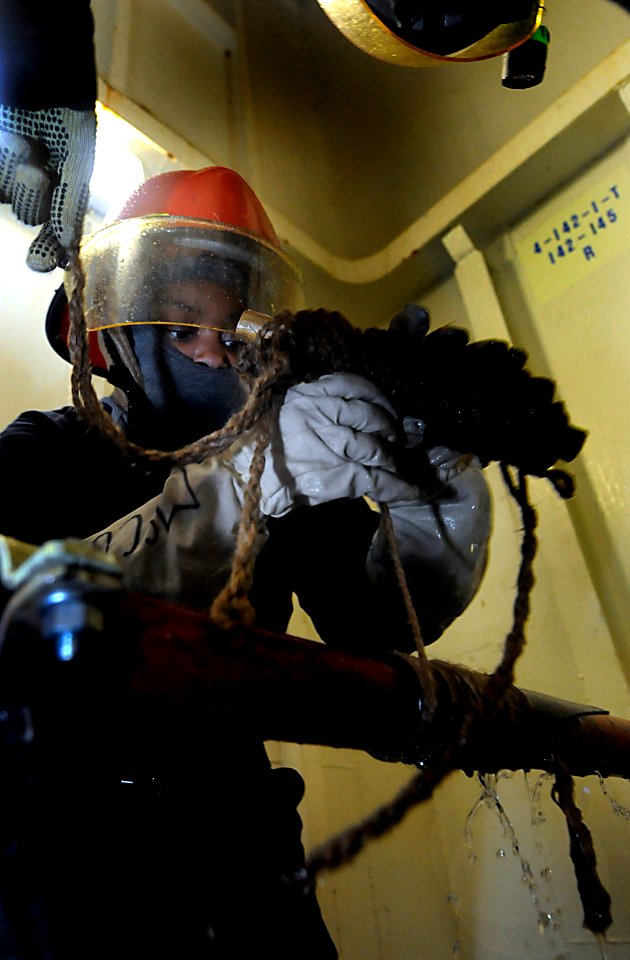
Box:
115;592;630;780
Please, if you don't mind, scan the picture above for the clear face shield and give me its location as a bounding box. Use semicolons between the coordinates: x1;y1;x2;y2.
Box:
65;215;306;355
63;215;306;444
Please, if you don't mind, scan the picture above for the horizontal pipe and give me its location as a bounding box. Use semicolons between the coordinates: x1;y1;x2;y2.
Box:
110;593;630;780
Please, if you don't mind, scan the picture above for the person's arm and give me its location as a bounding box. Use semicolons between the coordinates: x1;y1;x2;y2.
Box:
0;409;84;545
89;374;418;609
0;0;97;270
0;408;170;545
89;373;491;642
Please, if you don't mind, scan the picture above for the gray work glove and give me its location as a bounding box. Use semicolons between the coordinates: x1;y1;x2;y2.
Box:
240;372;421;516
265;371;490;637
367;440;492;641
91;373;421;608
0;105;96;270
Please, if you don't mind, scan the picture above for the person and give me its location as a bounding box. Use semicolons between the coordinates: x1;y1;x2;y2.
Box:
0;159;492;958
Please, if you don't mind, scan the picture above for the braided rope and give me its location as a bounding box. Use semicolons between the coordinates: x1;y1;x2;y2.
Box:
379;502;437;718
300;759;450;890
210;414;275;630
487;465;538;699
300;461;540;883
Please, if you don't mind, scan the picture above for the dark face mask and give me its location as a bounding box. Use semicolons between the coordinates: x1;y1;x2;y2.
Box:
125;325;247;448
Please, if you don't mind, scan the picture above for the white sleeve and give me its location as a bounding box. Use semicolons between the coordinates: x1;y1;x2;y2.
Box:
90;448;263;609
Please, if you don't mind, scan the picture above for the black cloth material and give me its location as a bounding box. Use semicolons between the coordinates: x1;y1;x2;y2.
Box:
129;326;247;447
0;0;97;110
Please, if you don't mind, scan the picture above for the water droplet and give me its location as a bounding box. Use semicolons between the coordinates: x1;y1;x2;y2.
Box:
597;774;630;820
595;931;610;960
525;770;551;825
496;848;506;859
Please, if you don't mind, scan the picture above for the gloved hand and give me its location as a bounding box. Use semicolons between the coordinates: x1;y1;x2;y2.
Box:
90;372;421;608
0;105;96;270
367;442;492;643
235;372;421;517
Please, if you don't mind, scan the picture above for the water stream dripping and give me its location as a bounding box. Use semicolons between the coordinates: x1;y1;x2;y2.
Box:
594;931;610;960
525;771;552;825
463;795;485;863
465;773;567;943
597;773;630;821
446;892;461;957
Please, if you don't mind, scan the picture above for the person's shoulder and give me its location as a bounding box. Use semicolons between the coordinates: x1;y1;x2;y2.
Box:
0;406;85;444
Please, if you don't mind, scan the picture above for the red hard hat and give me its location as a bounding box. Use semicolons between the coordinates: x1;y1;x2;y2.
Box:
114;167;280;243
46;166;304;376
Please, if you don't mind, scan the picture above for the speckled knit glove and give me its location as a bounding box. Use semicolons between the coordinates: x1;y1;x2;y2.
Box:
0;105;96;270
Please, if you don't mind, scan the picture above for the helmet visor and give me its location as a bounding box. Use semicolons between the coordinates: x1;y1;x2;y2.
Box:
68;216;305;339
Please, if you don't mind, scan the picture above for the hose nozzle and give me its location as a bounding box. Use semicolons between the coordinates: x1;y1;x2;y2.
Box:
235;309;274;343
